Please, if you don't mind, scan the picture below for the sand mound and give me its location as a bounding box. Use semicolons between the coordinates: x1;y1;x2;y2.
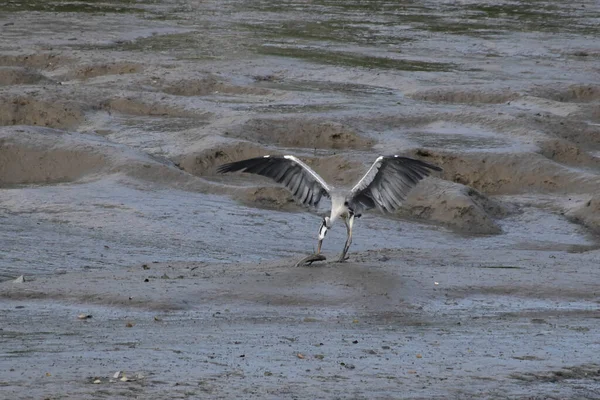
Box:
0;126;188;186
238;186;301;210
67;62;143;80
179;140;366;182
175;141;269;177
202;150;503;234
412;149;600;195
162;76;271;96
538;139;600;169
0;53;69;70
0;67;49;85
533;116;600;149
177;143;369;209
399;178;508;234
0;127;111;185
530;84;600;103
226;118;374;150
408;88;519;104
0;96;85;129
100;97;197;118
566;197;600;233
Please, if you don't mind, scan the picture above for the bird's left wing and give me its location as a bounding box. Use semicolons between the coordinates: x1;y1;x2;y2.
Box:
217;155;331;207
349;155;442;212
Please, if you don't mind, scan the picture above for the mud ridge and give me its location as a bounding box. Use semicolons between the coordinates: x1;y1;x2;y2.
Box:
0;126;192;186
66;62;143;80
538;138;600;170
530;84;600;103
412;148;600;196
399;178;510;234
531;115;600;149
510;364;600;383
0;67;49;85
161;76;271;97
0;53;70;70
175;141;270;177
225;118;374;149
181;142;368;184
566;198;600;234
408;88;520;104
0;95;85;129
100;96;200;118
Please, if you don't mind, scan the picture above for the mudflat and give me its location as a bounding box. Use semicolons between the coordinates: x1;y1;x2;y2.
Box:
1;1;599;399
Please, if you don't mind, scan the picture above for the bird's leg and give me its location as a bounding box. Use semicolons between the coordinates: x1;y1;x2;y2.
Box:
316;217;328;255
338;214;354;262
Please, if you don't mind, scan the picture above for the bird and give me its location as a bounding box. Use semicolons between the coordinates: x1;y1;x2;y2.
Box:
217;154;442;263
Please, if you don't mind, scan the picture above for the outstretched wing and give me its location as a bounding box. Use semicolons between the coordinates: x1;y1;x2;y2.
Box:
349;155;442;212
217;155;331;207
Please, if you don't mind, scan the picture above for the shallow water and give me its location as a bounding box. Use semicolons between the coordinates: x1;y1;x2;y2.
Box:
1;178;594;281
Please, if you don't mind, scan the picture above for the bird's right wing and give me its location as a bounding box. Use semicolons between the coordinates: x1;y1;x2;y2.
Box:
349;155;442;212
217;155;331;207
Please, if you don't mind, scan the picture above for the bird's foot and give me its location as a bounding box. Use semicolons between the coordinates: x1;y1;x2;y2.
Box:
336;255;349;263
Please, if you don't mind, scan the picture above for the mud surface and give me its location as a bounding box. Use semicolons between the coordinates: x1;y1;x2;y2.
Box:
1;0;599;398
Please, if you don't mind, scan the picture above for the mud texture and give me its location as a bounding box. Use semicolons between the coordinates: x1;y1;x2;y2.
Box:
1;0;600;399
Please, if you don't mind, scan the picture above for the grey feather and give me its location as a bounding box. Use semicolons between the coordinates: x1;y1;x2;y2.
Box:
350;155;442;213
217;156;331;207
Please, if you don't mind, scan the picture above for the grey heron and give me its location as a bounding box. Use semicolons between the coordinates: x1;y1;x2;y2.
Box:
217;155;442;262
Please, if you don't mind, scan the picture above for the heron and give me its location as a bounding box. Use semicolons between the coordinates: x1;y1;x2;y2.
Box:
217;154;442;262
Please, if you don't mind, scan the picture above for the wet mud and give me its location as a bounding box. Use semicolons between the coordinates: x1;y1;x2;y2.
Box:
1;0;599;398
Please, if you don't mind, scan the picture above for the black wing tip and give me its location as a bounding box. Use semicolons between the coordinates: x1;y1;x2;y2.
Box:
216;156;271;174
216;163;232;174
428;163;443;172
386;155;443;172
216;160;243;174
